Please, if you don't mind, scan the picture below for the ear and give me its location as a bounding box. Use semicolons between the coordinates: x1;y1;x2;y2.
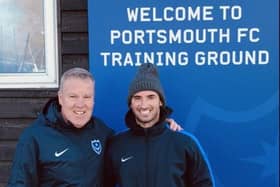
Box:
159;100;163;106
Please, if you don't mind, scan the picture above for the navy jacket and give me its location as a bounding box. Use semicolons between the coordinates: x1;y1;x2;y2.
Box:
104;107;214;187
7;98;114;187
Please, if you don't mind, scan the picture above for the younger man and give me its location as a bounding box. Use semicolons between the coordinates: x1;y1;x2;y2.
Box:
105;63;214;187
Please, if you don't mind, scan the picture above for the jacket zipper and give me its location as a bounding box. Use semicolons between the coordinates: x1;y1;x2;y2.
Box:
144;129;149;187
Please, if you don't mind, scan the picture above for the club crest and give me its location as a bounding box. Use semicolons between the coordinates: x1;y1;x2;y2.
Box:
91;139;102;155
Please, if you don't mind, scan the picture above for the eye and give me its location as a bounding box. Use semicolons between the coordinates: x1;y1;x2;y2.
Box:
84;95;92;99
147;94;157;100
132;96;141;101
69;95;77;98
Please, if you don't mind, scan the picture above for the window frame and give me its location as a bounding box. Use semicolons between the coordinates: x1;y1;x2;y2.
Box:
0;0;59;89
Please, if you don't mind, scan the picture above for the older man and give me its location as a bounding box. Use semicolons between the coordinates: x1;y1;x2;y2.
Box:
7;67;182;186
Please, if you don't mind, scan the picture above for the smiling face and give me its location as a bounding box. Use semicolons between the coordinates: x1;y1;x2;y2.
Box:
130;90;163;128
58;77;94;128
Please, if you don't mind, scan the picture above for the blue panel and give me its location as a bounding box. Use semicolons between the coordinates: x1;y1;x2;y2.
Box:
88;1;279;186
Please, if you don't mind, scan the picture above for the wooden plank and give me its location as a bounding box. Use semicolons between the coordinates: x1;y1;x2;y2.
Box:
61;0;87;10
0;183;8;187
0;162;12;183
0;120;31;140
62;33;88;54
0;126;28;141
0;90;57;98
62;55;89;71
0;98;49;118
62;11;88;32
0;142;16;161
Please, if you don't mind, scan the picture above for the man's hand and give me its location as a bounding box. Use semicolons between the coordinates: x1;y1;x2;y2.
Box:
166;118;183;131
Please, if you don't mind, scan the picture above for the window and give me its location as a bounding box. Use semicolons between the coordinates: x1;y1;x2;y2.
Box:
0;0;59;88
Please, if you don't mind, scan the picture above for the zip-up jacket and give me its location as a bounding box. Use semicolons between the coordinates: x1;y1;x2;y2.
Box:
104;107;214;187
7;97;114;187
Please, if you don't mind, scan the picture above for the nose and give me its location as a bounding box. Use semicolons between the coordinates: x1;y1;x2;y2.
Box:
75;98;85;107
138;98;149;108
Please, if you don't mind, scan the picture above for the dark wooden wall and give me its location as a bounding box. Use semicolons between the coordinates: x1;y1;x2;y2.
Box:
0;0;89;186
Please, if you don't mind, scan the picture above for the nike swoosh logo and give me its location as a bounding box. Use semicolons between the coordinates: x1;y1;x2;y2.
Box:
121;156;133;162
55;148;69;157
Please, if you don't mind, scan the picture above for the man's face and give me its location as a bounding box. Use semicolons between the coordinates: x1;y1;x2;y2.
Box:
130;90;162;128
58;77;94;128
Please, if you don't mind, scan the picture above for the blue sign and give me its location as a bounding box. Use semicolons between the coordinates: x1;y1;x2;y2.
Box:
88;1;279;187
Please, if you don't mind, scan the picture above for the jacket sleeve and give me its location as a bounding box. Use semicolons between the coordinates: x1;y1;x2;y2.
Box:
7;130;39;187
184;133;215;187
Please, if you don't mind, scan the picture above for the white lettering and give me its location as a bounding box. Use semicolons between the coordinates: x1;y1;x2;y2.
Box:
195;50;269;65
237;28;260;43
99;51;189;67
110;28;231;45
126;6;214;22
